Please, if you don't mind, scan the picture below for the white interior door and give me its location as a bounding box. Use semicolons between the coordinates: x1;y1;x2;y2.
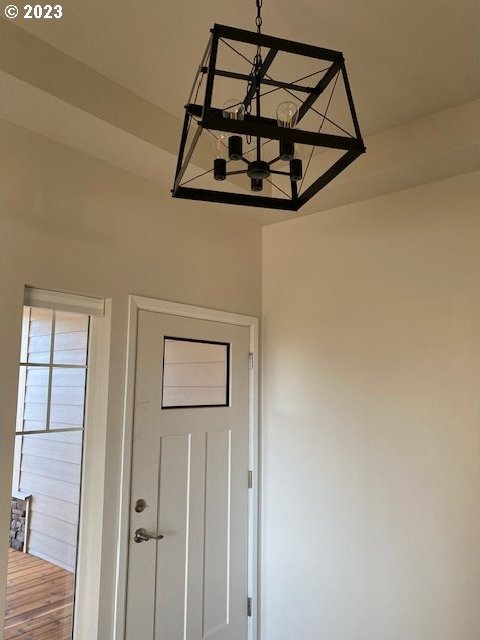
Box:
125;310;251;639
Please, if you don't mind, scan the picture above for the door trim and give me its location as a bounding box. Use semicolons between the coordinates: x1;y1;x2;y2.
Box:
114;296;259;640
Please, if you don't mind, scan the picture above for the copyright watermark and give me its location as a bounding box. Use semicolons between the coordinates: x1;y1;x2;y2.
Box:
4;4;63;19
4;4;18;18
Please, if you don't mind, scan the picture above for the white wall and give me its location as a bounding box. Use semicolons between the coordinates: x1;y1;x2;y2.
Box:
2;117;479;639
261;172;480;640
0;121;262;638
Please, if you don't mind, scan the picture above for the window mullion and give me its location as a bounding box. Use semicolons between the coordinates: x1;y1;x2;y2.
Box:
19;362;87;370
19;427;84;436
45;310;56;431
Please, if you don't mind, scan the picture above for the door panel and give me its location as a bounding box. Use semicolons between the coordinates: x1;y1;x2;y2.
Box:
203;429;231;636
155;434;191;640
125;310;250;639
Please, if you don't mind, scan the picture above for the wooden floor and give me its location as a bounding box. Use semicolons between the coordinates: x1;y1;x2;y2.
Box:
4;548;74;639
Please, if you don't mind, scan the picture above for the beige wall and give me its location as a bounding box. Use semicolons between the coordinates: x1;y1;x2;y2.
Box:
2;118;479;639
0;121;262;637
261;172;480;639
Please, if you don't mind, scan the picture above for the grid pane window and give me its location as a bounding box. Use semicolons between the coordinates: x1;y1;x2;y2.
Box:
50;368;86;430
53;311;89;365
5;304;91;640
18;366;49;431
18;307;89;433
27;307;53;364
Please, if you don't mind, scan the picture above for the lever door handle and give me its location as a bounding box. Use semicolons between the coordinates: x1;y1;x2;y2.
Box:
133;527;164;543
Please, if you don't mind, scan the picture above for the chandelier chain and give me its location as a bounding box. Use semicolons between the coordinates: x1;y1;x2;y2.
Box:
255;0;263;33
253;0;263;70
244;0;263;139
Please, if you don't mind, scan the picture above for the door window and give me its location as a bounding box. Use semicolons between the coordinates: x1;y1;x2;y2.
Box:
162;337;230;408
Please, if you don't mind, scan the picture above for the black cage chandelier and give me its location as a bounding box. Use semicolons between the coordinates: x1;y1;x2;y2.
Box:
172;0;365;211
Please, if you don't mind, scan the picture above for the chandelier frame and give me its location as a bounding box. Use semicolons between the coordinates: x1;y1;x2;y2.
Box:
172;23;366;211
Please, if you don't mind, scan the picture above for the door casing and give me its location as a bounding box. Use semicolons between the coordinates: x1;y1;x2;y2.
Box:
114;296;259;640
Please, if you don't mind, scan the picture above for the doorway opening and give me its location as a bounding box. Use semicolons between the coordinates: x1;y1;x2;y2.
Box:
3;289;105;640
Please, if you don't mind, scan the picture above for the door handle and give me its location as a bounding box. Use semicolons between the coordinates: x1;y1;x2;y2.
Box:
133;528;164;543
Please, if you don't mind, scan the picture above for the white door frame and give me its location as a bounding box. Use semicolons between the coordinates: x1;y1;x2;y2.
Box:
114;295;259;640
74;301;112;639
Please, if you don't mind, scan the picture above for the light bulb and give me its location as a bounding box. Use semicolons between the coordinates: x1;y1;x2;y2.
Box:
222;99;245;120
211;131;228;160
221;99;244;161
211;132;228;180
277;101;299;161
276;101;298;128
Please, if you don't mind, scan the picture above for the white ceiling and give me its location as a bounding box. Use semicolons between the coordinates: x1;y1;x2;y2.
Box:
14;0;479;137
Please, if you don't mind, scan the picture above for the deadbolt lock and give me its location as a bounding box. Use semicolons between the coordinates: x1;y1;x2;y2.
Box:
134;498;147;513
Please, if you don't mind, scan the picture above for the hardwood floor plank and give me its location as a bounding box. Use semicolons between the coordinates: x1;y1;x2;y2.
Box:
28;618;73;640
6;592;74;621
5;579;72;610
7;570;68;594
4;605;73;638
9;615;73;640
7;565;61;584
4;550;74;639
